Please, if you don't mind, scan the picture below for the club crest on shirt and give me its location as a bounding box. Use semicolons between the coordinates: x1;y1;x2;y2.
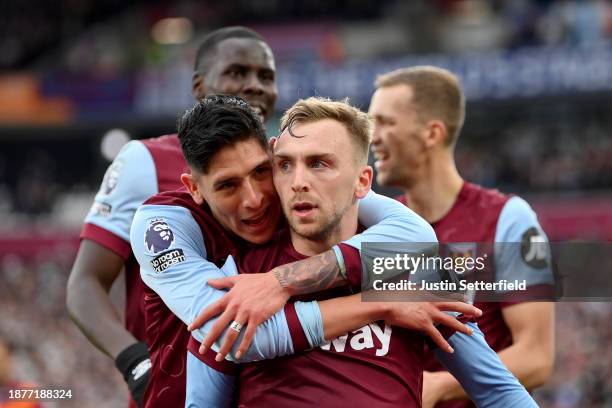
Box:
145;218;175;254
447;242;478;274
90;201;112;217
101;161;122;196
520;227;548;268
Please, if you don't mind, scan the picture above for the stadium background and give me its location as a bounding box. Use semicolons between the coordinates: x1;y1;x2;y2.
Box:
0;0;611;406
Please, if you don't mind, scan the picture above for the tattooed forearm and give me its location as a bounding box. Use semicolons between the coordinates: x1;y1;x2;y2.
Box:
272;250;346;295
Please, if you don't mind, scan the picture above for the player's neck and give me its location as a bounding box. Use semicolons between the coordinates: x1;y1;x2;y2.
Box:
403;154;463;224
291;206;359;256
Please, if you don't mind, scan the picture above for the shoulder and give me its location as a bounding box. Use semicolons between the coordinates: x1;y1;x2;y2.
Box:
140;134;180;152
141;189;219;232
496;195;546;242
115;139;154;164
138;189;235;255
463;182;510;209
144;188;194;207
499;196;538;223
102;140;157;187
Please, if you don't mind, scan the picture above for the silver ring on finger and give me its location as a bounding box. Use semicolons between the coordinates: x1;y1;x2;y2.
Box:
229;321;243;333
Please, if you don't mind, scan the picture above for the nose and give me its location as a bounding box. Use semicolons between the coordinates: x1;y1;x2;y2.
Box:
243;72;264;95
291;164;309;193
242;180;264;210
371;125;381;146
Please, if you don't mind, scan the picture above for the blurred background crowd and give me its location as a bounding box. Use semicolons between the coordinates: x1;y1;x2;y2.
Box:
1;0;611;407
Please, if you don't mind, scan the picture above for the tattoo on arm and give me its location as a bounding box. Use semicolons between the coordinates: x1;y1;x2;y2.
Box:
273;250;346;295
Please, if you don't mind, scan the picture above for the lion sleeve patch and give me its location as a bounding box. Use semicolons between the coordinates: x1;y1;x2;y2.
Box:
143;217;187;273
131;204;249;335
145;218;175;254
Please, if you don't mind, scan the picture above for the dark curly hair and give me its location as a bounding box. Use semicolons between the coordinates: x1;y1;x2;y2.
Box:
177;94;267;173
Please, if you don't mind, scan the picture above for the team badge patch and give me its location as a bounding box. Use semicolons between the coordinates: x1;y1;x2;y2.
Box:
145;218;175;254
447;242;478;274
520;227;548;268
90;201;112;217
101;162;122;195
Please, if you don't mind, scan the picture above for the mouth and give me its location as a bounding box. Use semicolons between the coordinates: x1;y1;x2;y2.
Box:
250;104;267;124
242;207;269;228
372;149;390;170
291;201;318;219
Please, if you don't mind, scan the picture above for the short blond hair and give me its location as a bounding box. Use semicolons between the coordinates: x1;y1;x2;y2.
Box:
280;97;372;164
375;66;465;146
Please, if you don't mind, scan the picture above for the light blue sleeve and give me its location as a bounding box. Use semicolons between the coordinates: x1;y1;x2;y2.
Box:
184;303;324;407
131;204;325;407
185;352;235;408
130;204;325;362
345;190;438;250
85;140;158;242
435;322;538;408
494;196;554;288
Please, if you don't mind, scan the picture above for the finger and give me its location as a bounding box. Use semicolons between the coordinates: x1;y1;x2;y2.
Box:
433;312;473;336
207;276;239;290
435;302;482;317
188;298;226;331
215;313;247;362
199;308;235;354
235;322;258;361
425;325;454;353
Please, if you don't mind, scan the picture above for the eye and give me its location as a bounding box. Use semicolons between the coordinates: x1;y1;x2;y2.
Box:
217;181;236;191
310;159;326;168
259;71;274;83
375;116;393;126
276;160;290;171
227;68;245;79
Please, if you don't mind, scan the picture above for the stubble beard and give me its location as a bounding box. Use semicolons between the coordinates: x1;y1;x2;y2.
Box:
289;201;351;243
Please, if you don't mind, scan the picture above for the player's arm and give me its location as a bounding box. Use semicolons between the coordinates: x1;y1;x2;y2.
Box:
67;241;134;358
497;302;555;386
495;197;555;388
131;204;479;366
131;204;313;361
66;140;158;406
182;297;482;408
185;352;236;408
430;322;538;408
204;294;482;362
131;203;306;408
423;197;555;406
190;190;437;339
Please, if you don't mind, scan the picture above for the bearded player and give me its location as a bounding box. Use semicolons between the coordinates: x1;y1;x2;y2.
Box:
68;26;385;408
176;97;537;407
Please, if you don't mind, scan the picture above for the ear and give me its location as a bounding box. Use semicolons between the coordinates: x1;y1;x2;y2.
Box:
181;172;204;205
192;72;207;101
354;165;373;199
268;136;277;151
424;120;447;148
